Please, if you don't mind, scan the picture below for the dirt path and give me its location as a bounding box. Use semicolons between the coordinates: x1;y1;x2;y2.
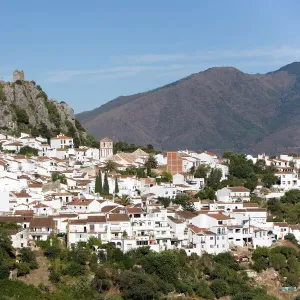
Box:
19;251;55;291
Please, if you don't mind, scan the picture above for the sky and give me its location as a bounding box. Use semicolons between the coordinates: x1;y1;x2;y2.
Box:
1;0;300;113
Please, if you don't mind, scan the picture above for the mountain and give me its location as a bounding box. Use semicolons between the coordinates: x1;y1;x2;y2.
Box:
0;76;87;146
77;62;300;154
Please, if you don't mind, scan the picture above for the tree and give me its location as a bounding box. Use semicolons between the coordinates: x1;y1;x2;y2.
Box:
120;194;131;207
103;172;109;194
104;160;116;173
173;193;191;206
157;197;171;208
114;178;119;194
161;170;172;182
17;262;30;277
144;155;157;176
51;172;67;184
194;165;210;179
182;201;196;212
19;247;38;269
284;233;298;246
281;189;300;204
269;253;286;271
210;279;230;298
0;264;9;279
92;267;111;292
189;165;195;175
262;172;277;188
19;146;38;156
206;168;222;190
120;270;159;300
195;187;215;200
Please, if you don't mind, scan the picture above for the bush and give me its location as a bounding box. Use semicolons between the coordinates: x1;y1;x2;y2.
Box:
64;262;85;277
210;279;230;298
195;280;215;299
252;257;269;272
269;253;286;271
286;273;299;287
0;264;10;279
19;247;38;269
17;262;30;276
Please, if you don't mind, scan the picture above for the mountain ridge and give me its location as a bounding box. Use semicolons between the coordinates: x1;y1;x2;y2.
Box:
77;62;300;154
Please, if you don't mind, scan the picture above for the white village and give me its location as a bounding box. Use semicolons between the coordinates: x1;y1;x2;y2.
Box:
0;131;297;257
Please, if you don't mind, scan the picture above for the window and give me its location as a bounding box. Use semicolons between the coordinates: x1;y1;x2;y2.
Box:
21;243;23;248
210;237;213;240
210;245;213;248
217;237;219;240
20;234;23;239
222;244;225;248
222;236;225;240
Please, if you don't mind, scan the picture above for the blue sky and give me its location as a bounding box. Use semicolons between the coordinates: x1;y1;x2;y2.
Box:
1;0;300;113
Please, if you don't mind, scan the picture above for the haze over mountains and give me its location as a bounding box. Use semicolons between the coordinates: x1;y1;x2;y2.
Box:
77;62;300;154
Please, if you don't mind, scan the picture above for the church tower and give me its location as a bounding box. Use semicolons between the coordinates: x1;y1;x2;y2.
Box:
99;137;113;160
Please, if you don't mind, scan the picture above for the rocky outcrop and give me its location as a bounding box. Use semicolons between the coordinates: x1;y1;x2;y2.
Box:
0;79;85;143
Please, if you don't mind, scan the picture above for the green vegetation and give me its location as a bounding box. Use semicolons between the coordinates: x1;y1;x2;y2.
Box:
52;172;67;184
113;141;159;154
10;104;29;125
267;189;300;223
19;146;38;156
94;172;102;194
251;246;300;287
115;178;119;194
144;155;158;176
103;172;110;194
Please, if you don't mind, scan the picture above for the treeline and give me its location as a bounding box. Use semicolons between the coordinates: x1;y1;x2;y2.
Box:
113;141;160;154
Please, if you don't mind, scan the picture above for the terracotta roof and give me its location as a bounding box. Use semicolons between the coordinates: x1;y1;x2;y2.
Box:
87;216;106;223
168;216;184;224
208;213;231;220
204;151;217;157
69;219;87;225
51;135;72;140
176;211;197;219
12;192;31;198
107;214;130;222
126;207;143;214
30;217;54;228
14;210;34;216
0;216;32;223
274;222;289;227
101;205;118;213
228;186;250;192
100;137;113;142
28;183;43;188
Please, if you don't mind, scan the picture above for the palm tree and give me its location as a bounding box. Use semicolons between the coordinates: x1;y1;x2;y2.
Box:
104;160;117;173
120;194;132;207
189;165;195;175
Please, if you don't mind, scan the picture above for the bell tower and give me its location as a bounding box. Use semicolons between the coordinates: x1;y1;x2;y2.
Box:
99;137;113;160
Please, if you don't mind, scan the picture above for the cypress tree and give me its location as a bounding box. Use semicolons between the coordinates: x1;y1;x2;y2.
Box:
95;175;99;193
114;178;119;194
99;171;102;193
103;172;109;194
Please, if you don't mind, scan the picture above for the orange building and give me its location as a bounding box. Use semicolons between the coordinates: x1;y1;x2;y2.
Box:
167;152;183;175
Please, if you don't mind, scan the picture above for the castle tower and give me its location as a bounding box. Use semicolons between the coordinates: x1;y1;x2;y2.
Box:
100;137;113;160
13;70;25;82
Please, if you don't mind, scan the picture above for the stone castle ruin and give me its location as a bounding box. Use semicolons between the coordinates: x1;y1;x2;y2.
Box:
13;70;24;82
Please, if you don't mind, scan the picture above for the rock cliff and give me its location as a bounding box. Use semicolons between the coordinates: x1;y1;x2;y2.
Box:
0;79;87;146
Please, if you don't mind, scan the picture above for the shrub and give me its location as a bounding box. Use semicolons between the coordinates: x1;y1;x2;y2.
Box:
17;262;30;276
0;264;10;279
210;279;230;298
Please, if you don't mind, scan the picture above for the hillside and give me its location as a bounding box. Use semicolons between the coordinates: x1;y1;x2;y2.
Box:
77;62;300;154
0;78;87;146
